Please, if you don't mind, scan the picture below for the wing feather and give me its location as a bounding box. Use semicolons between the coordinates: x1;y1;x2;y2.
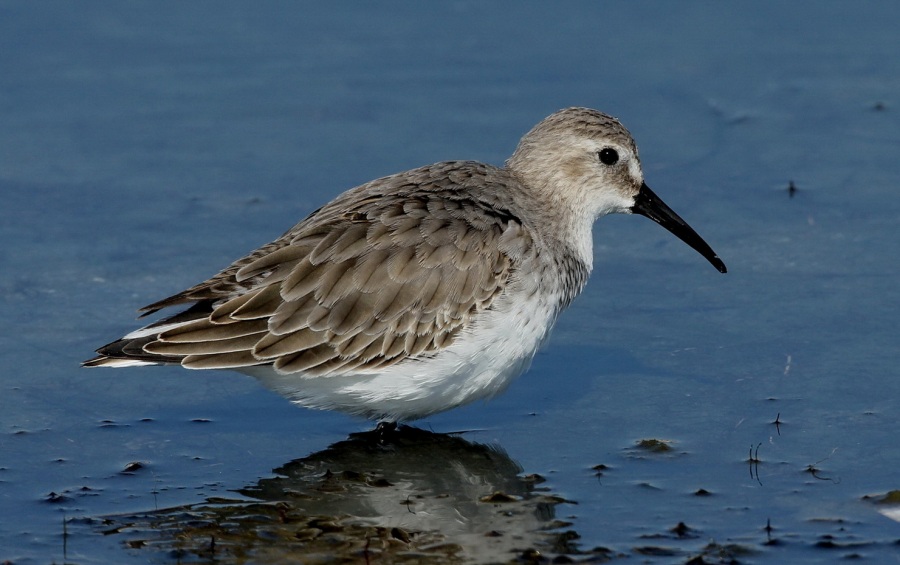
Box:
229;285;284;320
158;318;269;342
183;350;261;369
90;162;534;377
253;328;329;359
144;332;265;355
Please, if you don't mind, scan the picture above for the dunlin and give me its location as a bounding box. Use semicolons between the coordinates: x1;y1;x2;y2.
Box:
85;107;726;421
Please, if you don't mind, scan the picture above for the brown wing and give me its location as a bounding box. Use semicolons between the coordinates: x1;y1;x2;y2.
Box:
129;178;528;376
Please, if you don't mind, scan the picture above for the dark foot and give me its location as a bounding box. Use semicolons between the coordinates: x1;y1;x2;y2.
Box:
349;421;434;445
375;421;397;443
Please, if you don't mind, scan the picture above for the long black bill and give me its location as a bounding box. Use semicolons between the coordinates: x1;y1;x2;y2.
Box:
631;182;727;273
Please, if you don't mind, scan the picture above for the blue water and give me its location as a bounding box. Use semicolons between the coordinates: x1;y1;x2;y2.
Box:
2;2;898;563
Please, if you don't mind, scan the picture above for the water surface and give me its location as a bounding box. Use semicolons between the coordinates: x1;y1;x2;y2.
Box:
1;2;898;563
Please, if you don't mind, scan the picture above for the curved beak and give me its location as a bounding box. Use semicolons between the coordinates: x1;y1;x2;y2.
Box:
631;182;727;273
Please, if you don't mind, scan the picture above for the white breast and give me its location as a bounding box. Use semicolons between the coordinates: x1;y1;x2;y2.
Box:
243;271;563;421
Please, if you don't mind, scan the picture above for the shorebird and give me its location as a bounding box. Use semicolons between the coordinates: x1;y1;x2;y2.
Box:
85;107;726;421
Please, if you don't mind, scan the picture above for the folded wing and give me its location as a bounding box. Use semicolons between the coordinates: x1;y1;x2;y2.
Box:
88;169;529;377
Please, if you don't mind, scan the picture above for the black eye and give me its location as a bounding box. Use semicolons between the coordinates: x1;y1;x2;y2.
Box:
598;148;619;166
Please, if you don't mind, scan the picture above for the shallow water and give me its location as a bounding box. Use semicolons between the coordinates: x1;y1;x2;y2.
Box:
2;2;899;563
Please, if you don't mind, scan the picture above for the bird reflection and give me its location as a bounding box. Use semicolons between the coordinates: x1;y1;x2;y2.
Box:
102;426;585;563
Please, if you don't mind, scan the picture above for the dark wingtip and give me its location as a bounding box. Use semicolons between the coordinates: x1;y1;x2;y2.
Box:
82;355;107;367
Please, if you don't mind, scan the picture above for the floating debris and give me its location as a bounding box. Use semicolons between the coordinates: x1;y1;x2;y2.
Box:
635;439;673;453
121;461;145;474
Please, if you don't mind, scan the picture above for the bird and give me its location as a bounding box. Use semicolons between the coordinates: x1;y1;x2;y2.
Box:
84;107;726;422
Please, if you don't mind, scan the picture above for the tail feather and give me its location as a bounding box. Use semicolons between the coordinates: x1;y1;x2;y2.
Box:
83;301;215;368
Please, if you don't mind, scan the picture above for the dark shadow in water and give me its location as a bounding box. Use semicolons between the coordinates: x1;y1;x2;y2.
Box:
97;426;609;563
